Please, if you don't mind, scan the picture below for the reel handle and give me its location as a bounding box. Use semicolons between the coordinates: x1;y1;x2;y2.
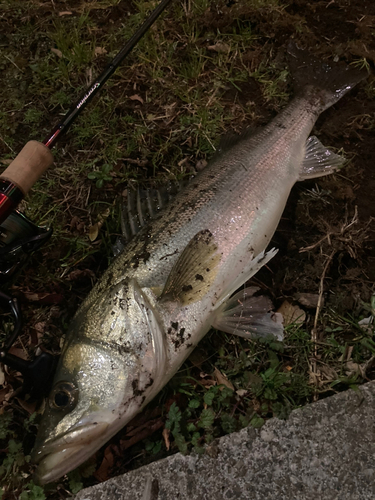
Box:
0;141;53;224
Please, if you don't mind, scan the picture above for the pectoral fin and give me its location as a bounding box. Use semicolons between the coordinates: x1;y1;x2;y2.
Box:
212;287;284;341
160;229;221;305
299;136;345;180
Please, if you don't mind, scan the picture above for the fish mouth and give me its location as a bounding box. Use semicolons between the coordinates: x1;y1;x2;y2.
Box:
32;421;109;484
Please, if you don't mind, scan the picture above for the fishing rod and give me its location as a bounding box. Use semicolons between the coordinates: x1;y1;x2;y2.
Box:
0;0;173;227
0;0;174;398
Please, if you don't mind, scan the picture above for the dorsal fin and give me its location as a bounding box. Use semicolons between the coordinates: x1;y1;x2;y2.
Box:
112;179;193;256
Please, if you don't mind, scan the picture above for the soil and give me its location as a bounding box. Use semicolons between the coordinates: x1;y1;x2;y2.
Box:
0;0;374;497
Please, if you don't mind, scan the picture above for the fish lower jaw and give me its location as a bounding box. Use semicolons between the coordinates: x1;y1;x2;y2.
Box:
33;443;88;485
33;421;110;485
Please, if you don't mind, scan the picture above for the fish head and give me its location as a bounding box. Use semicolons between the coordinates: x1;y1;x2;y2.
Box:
32;279;163;484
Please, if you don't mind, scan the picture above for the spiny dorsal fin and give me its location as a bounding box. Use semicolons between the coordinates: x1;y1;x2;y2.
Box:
160;229;221;306
113;180;192;256
120;180;191;242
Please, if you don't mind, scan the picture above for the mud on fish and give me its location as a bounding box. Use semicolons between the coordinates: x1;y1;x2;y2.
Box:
31;43;367;484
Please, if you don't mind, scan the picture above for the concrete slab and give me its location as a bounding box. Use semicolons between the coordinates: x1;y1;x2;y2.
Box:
74;381;375;500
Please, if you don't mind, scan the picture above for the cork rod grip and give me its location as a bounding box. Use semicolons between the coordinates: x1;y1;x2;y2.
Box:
0;141;54;195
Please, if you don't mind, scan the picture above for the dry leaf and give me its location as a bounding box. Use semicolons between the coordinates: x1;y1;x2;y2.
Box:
345;356;375;378
162;427;170;451
95;46;107;56
236;389;248;397
22;292;63;304
67;269;95;281
319;364;338;382
15;397;37;415
277;300;306;326
94;445;115;482
129;94;144;104
0;387;9;405
213;367;234;391
88;208;110;241
196;159;208;171
358;316;374;334
207;42;230;54
0;159;12;165
88;223;99;242
295;293;321;309
58;11;72;16
51;47;63;58
8;347;28;361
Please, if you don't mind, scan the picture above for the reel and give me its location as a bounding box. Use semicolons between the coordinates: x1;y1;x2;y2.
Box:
0;210;52;283
0;210;55;398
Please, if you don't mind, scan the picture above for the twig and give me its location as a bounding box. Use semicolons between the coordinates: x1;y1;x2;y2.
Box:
299;233;332;253
0;135;15;154
310;249;335;398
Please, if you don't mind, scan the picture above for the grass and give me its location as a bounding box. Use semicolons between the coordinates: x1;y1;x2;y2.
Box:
0;0;374;498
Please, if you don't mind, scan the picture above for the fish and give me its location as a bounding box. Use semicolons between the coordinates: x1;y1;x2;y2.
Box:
31;43;367;484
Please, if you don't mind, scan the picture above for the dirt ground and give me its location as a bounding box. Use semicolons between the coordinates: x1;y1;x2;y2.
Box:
0;0;374;497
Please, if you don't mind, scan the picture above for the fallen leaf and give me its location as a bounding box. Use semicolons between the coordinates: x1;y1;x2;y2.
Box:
89;208;111;241
15;397;37;415
358;316;374;334
51;47;63;58
22;292;64;305
33;322;47;342
162;427;170;451
196;159;208;171
207;42;230;54
295;293;321;309
88;223;99;242
94;445;115;482
277;301;306;326
319;364;338;382
0;387;9;405
120;418;164;451
67;269;95;281
129;94;144;104
199;372;216;388
236;389;248;397
213;367;234;390
8;347;28;360
95;46;107;56
345;356;375;378
0;159;12;165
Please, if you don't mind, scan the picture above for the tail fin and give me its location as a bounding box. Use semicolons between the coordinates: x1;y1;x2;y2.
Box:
287;42;368;112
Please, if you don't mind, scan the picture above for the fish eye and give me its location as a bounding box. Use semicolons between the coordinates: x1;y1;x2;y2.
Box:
49;381;78;412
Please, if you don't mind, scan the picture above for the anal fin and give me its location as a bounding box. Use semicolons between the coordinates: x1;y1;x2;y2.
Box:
212;287;284;341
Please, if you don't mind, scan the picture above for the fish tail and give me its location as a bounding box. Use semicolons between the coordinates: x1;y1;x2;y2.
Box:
287;42;368;112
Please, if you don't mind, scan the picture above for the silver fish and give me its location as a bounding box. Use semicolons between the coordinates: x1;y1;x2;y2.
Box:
32;44;366;484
